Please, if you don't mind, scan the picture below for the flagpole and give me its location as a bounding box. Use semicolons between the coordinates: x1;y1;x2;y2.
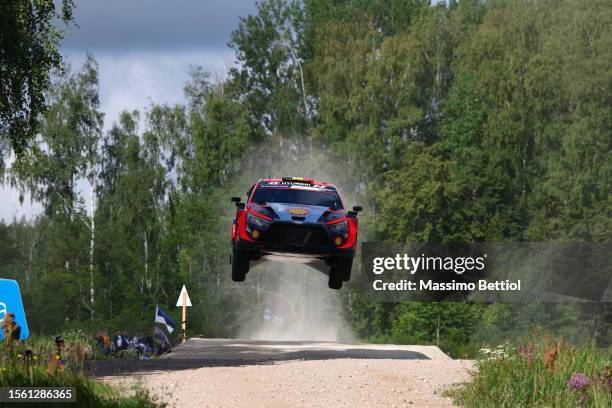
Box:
182;294;186;343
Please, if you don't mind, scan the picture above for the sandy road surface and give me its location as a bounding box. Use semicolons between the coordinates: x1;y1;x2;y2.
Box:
96;338;474;408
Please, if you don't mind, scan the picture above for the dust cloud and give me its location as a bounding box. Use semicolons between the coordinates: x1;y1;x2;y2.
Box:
237;261;354;341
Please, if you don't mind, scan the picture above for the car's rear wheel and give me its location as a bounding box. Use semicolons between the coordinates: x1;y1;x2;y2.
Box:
231;249;249;282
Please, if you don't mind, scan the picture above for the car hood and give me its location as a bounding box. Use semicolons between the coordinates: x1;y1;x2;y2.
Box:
266;203;331;223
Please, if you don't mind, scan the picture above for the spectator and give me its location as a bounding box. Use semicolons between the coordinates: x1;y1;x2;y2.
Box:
133;334;149;358
1;312;21;340
121;331;132;349
95;331;112;355
113;333;124;352
102;332;111;355
95;332;104;348
144;335;154;351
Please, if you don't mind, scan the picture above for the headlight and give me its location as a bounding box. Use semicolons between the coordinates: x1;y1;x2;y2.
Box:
250;203;276;219
319;210;344;223
328;220;347;234
247;213;272;229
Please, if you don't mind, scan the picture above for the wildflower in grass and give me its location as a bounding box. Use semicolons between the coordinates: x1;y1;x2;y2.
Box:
595;366;611;391
543;344;558;371
566;372;591;391
517;343;535;364
578;394;590;404
479;344;514;360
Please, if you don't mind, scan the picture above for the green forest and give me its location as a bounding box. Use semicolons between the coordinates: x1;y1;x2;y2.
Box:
0;0;610;357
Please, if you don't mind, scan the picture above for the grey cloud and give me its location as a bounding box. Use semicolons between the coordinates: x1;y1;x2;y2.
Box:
61;0;258;52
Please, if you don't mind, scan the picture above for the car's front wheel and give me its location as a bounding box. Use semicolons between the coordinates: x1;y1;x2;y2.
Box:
335;257;353;281
231;249;249;282
328;270;343;289
328;258;352;289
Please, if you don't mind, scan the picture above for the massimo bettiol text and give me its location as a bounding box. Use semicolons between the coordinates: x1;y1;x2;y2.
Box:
358;242;611;302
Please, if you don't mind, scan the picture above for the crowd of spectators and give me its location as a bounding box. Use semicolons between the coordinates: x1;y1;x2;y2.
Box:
94;331;165;358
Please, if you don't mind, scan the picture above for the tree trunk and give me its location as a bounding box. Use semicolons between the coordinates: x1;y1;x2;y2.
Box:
143;230;151;291
26;231;39;291
89;181;96;319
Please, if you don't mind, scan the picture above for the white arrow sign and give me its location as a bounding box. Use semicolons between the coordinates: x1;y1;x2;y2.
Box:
176;285;192;307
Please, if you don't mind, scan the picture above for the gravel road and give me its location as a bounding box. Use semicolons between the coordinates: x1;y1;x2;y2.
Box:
99;338;474;408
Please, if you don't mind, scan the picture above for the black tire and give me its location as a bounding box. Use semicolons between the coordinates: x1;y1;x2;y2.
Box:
231;249;249;282
335;257;353;281
328;268;343;289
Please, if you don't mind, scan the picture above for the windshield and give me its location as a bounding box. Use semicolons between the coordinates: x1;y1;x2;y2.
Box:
252;187;343;210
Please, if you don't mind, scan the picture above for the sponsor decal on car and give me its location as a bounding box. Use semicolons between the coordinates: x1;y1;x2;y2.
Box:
259;181;334;191
288;207;310;215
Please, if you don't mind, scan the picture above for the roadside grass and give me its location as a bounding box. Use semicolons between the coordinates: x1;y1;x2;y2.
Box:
0;363;162;407
1;335;164;407
1;331;103;362
1;331;147;361
448;339;611;407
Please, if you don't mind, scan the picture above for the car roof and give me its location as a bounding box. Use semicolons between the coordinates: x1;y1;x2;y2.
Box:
259;178;337;189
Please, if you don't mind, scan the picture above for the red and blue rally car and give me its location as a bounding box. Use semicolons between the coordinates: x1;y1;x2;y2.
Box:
230;177;361;289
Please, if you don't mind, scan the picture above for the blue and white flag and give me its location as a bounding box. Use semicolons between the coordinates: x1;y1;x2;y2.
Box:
153;326;171;348
154;306;176;333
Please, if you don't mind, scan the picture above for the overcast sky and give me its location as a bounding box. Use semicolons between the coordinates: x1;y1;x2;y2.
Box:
65;0;257;129
1;0;258;222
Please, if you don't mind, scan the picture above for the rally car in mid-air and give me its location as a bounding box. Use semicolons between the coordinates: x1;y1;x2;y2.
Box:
230;177;361;289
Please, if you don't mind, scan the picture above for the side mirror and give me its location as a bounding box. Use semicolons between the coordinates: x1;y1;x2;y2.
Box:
231;197;241;203
347;211;357;218
353;206;363;212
